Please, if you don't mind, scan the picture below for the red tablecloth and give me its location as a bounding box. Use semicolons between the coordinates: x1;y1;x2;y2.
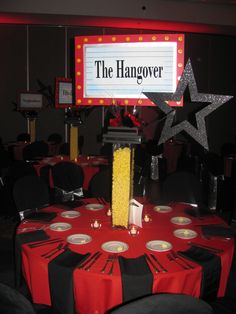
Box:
34;155;108;190
18;200;234;314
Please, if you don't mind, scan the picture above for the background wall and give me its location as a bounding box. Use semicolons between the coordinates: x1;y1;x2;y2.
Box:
0;24;236;154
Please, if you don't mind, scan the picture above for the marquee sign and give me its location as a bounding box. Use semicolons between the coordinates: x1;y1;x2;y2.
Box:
75;34;184;107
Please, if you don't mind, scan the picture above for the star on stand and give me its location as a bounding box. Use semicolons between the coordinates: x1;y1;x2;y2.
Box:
144;59;233;150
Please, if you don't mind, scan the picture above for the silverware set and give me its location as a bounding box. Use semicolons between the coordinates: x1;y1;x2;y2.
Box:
41;243;69;258
145;253;168;273
97;198;107;205
170;251;194;269
149;254;168;272
78;251;102;271
166;251;193;270
144;253;159;273
100;254;117;275
28;238;63;248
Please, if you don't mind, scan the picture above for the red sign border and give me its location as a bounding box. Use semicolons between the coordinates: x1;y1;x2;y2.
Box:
55;77;74;109
75;33;185;107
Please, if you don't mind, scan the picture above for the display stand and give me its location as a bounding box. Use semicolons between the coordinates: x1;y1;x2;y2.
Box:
70;125;79;160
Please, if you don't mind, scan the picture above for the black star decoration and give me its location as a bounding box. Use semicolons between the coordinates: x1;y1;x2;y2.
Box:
143;59;233;150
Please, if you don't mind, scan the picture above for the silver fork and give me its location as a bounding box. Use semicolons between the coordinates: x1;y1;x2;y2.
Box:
100;254;113;273
42;243;64;258
108;255;117;275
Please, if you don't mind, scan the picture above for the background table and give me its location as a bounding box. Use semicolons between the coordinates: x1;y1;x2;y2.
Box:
17;199;234;314
34;155;108;190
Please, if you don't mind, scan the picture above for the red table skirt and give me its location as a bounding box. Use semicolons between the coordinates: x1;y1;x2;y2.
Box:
18;200;234;314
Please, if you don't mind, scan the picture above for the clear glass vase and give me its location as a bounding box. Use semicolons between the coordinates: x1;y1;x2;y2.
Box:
111;143;134;229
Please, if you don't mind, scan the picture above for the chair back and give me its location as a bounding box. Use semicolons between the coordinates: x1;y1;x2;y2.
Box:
47;133;62;145
108;293;213;314
13;175;50;218
161;171;203;205
59;143;69;156
23;141;49;160
52;161;84;192
0;282;36;314
88;167;112;202
16;133;31;143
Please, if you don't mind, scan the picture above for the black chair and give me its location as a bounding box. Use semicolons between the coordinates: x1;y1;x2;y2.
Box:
39;165;55;204
47;133;62;145
2;161;38;219
160;171;204;205
23;141;49;160
0;238;15;287
87;167;112;202
58;143;69;156
51;162;84;202
0;282;58;314
108;293;213;314
16;133;31;143
13;175;50;220
210;297;236;314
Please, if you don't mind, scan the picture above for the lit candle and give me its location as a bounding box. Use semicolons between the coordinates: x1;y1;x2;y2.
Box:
74;158;77;162
129;225;139;236
144;214;151;222
106;208;112;216
60;156;64;160
91;219;101;229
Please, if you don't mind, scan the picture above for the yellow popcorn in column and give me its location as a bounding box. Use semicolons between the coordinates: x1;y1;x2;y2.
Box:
112;146;131;228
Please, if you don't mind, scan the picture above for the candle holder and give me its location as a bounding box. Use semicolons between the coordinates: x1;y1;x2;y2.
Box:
128;225;139;236
90;219;102;229
143;214;152;223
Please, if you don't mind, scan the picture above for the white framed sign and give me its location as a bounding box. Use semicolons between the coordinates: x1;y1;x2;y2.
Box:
19;92;43;110
75;34;184;107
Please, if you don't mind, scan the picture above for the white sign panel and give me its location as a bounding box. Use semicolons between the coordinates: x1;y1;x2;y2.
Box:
19;93;43;109
84;42;177;99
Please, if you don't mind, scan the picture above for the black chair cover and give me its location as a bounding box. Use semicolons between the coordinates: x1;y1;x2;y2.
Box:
23;141;49;160
13;175;50;215
47;133;62;145
108;293;213;314
161;171;203;205
87;167;112;202
51;162;84;192
0;282;36;314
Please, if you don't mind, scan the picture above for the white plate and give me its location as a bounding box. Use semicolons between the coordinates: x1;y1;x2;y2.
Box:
173;229;197;239
171;216;192;225
49;222;72;232
146;240;172;252
101;241;129;253
60;211;81;218
67;234;92;245
85;203;104;211
153;205;172;213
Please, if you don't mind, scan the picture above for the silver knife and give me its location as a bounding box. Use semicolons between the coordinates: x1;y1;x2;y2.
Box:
84;252;102;271
144;253;159;273
150;254;168;272
78;251;100;269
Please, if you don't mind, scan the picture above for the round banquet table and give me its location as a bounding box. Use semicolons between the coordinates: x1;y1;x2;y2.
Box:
17;199;234;314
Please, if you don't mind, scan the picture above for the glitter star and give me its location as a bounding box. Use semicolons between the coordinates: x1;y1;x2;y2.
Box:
143;59;233;150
